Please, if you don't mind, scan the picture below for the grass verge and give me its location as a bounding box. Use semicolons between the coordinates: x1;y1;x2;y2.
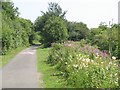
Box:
0;46;26;68
37;48;68;88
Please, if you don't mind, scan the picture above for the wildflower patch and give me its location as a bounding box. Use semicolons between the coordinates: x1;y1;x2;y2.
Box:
48;41;119;88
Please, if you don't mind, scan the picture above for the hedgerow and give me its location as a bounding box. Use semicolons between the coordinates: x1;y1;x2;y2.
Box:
1;2;33;55
48;41;119;88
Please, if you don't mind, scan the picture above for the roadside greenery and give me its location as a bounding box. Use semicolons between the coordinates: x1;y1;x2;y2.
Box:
40;15;68;46
1;1;119;88
87;23;119;59
33;2;119;59
1;2;34;55
34;2;68;47
37;48;68;88
67;21;89;41
48;41;119;88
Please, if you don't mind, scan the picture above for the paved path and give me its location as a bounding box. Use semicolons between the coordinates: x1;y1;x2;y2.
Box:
1;46;39;88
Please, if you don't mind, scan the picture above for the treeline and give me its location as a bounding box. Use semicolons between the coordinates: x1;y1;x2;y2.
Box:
1;1;119;58
87;23;119;58
33;2;119;58
1;2;33;55
33;3;90;46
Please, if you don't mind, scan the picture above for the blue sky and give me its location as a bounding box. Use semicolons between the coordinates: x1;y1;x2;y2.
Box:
12;0;119;29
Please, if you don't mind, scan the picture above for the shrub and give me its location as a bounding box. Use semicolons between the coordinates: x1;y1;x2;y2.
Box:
48;41;119;88
41;16;68;46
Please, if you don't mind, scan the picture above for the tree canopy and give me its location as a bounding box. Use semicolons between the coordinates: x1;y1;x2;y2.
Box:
1;1;119;59
41;16;68;46
67;21;89;41
34;2;68;47
1;2;33;54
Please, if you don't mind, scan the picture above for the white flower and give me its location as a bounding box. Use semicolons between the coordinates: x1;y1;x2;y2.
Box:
115;73;117;76
73;64;78;68
82;58;85;62
86;58;90;62
91;60;94;63
106;67;108;70
115;81;118;84
112;56;116;60
83;63;86;67
96;53;99;56
117;77;118;81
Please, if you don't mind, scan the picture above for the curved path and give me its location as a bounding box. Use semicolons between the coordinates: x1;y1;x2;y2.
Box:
1;46;39;88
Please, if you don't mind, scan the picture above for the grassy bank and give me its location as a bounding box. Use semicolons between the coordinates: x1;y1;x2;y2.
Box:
0;46;26;68
37;48;68;88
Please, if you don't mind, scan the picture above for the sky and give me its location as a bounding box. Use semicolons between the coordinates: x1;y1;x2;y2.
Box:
12;0;119;29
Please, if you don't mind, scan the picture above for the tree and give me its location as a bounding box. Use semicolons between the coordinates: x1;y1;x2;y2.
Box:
41;16;68;46
1;2;19;19
1;1;33;54
34;2;68;46
67;21;89;41
48;2;67;18
34;2;67;32
87;23;119;58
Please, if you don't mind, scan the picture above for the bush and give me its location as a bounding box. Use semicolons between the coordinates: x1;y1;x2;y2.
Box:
48;41;119;88
41;16;68;46
2;2;33;55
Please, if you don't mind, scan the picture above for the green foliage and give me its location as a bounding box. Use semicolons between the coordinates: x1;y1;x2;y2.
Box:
34;2;68;47
37;48;69;88
118;24;120;59
34;2;67;33
48;42;119;88
48;2;67;18
87;24;119;58
1;2;33;55
67;21;89;41
41;16;68;46
1;2;19;19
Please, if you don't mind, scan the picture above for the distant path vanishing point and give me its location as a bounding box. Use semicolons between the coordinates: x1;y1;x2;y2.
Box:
1;45;40;88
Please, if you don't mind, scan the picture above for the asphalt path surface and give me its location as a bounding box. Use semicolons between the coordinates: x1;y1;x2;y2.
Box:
1;46;40;88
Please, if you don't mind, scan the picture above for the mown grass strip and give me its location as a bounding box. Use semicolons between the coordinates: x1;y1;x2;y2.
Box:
37;48;68;88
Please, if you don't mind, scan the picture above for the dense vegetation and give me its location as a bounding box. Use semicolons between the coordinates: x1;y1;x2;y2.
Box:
34;2;119;88
33;2;68;47
1;2;33;55
67;21;89;41
1;1;119;88
47;41;119;88
87;23;119;59
34;2;119;59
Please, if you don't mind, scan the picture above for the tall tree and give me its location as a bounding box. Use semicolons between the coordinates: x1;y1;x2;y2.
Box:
48;2;67;18
34;2;68;46
41;16;68;46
